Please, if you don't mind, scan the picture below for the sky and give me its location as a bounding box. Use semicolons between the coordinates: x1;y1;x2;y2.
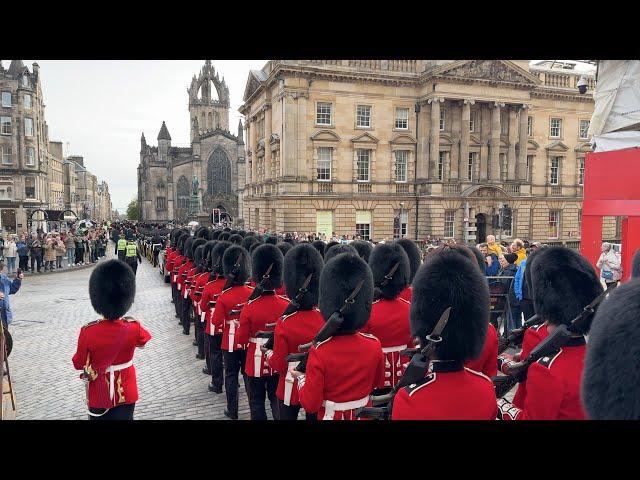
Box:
21;60;266;212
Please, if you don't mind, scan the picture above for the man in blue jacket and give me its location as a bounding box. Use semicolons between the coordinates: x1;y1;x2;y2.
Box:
0;260;23;331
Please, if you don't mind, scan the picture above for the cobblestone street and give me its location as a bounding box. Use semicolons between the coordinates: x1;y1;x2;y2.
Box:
9;246;252;420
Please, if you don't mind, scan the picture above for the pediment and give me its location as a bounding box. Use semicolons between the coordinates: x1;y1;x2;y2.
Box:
574;141;593;153
310;129;341;142
243;71;264;102
461;185;510;198
431;60;540;86
527;139;540;149
470;134;482;145
545;140;569;151
390;133;417;145
351;132;379;144
439;133;453;145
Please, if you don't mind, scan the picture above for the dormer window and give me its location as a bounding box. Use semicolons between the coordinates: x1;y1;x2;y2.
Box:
22;76;29;87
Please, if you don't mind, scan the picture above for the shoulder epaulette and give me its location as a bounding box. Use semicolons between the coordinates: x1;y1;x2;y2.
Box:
82;319;101;329
533;322;547;332
358;332;379;341
372;299;381;305
281;311;299;322
464;367;492;383
315;337;333;349
405;373;436;397
536;349;562;369
221;287;233;294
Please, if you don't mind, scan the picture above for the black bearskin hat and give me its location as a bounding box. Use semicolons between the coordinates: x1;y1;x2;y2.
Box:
326;241;339;252
194;244;206;269
195;227;208;239
241;236;260;252
203;240;217;269
276;242;292;258
210;241;231;274
200;229;212;241
183;236;196;261
222;245;251;285
524;245;546;300
265;235;278;245
311;240;326;257
582;279;640;419
223;227;231;232
238;230;247;237
319;253;374;333
395;238;422;283
218;232;231;242
176;232;189;254
284;243;324;310
410;247;489;362
90;260;136;320
369;243;410;300
351;240;373;263
633;249;640;279
530;247;603;329
211;230;221;240
228;234;243;245
169;228;181;248
324;243;358;263
284;237;296;246
247;231;256;237
251;244;284;290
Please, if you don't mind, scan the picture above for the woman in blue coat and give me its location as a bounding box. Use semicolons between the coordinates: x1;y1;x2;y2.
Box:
0;260;23;330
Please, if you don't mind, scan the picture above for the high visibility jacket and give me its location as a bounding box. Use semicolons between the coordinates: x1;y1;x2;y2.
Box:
126;243;138;257
117;238;127;251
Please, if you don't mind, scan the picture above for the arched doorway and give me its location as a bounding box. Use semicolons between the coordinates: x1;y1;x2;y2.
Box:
475;213;487;243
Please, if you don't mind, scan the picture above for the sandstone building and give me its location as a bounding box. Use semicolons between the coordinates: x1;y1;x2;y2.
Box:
239;60;616;244
137;60;246;224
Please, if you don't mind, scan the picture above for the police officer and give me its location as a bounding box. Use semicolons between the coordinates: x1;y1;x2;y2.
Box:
117;235;127;262
124;238;142;276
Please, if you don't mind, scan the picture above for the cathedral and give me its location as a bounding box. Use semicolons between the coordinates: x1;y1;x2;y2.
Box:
137;60;246;224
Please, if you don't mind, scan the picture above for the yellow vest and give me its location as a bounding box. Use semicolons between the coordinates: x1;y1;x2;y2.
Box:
117;238;127;251
126;243;137;257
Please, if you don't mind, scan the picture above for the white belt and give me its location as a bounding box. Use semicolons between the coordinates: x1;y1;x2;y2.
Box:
227;320;239;352
249;337;268;377
322;395;370;420
382;344;408;354
105;359;134;403
283;360;300;406
183;287;190;299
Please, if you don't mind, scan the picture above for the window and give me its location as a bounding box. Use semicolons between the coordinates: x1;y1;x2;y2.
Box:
24;117;34;137
468;152;477;181
526;155;533;181
527;116;533;137
156;197;166;210
22;76;29;87
444;210;455;238
1;92;11;108
469;111;476;132
395;150;408;183
439;109;446;131
394;209;408;239
395;108;408;129
1;116;11;135
355;211;372;241
26;147;35;166
23;94;31;110
438;151;445;180
356;105;371;128
25;177;36;199
578;157;585;185
357;149;371;182
550;156;560;185
550;118;562;137
501;112;508;135
579;120;590;139
0;177;14;200
316;102;332;125
548;210;560;238
500;153;507;180
317;147;332;182
1;146;12;164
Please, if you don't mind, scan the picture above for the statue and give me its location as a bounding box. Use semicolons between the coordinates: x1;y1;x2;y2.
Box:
192;175;199;196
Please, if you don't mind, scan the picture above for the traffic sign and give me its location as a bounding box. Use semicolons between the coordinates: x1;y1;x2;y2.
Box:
466;235;476;240
466;226;477;232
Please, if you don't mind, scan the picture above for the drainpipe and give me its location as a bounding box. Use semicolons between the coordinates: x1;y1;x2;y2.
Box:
414;103;420;241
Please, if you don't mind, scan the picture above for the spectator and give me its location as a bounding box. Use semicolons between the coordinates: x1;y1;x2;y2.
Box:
65;232;76;267
478;243;499;276
4;235;17;274
510;238;527;266
17;235;29;272
75;235;85;266
486;234;503;259
596;242;622;291
0;260;23;331
497;253;518;288
43;235;57;271
55;234;66;269
28;234;43;273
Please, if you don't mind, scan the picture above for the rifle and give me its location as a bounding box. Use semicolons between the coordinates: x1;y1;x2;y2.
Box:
357;307;452;420
256;322;277;350
497;314;543;355
492;288;608;398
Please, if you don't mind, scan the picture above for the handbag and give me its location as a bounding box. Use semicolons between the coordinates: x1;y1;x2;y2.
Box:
602;270;614;281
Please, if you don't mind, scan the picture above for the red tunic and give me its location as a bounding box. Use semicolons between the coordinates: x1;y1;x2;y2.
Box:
165;250;178;280
391;363;497;420
190;272;208;315
72;319;151;409
176;260;193;292
183;267;198;301
212;285;253;352
265;309;325;406
168;253;183;284
498;338;587;420
275;285;287;298
201;277;226;335
360;297;413;388
512;322;549;408
297;333;385;420
399;286;412;303
465;323;498;377
236;292;289;377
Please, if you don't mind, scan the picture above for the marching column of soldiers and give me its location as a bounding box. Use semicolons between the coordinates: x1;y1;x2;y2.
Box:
73;220;640;420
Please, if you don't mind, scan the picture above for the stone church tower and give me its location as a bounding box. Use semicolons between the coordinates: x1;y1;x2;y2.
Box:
137;61;246;224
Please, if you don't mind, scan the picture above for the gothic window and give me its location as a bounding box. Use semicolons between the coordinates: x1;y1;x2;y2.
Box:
177;176;189;208
207;149;232;195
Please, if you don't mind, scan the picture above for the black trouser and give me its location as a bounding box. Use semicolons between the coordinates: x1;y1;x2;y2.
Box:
606;281;619;292
117;251;125;262
30;253;42;272
76;249;84;264
277;399;317;421
222;349;248;418
89;403;135;421
126;258;138;276
246;375;279;420
521;299;535;324
181;296;192;334
19;256;28;271
194;306;205;356
171;282;178;307
208;334;224;391
152;248;160;267
175;286;183;318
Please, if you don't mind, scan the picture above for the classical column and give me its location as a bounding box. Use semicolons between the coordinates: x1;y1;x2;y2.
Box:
450;103;460;180
490;102;503;181
479;106;489;181
507;107;517;180
282;92;297;178
416;102;429;181
251;115;259;182
517;104;530;181
264;103;272;180
428;97;443;180
246;119;254;184
460;99;473;181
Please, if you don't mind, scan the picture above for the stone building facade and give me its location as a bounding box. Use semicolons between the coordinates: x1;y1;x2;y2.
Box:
137;60;246;224
240;60;616;244
47;141;65;212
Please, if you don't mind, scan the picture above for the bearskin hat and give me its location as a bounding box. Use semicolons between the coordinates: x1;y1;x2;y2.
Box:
265;235;278;245
194;244;207;270
530;247;603;329
582;279;640;419
523;245;546;299
183;236;196;261
410;247;489;362
210;241;231;275
211;230;221;240
467;244;486;275
222;245;251;285
223;227;231;232
276;242;293;258
218;232;231;242
251;244;284;290
195;227;207;239
369;243;410;300
203;240;217;270
351;240;373;263
228;234;243;245
324;243;358;263
326;241;339;252
200;228;212;241
311;240;326;257
89;259;136;320
395;238;422;283
176;232;189;254
169;228;181;248
241;235;259;252
249;240;263;254
319;253;374;333
284;243;324;310
633;249;640;279
247;231;256;237
238;230;247;237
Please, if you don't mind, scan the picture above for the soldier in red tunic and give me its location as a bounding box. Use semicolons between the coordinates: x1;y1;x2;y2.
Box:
237;244;289;420
294;252;385;420
181;238;203;336
361;242;413;391
72;260;151;420
263;243;325;420
212;245;253;419
176;234;194;326
169;232;189;318
190;242;211;359
497;247;603;420
390;246;495;420
395;238;422;303
582;279;640;419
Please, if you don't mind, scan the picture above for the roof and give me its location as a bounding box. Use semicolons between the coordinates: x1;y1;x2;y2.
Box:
530;60;596;75
7;60;26;76
157;121;171;141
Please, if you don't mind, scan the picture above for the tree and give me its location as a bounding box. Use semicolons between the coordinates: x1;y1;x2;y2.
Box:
126;199;139;221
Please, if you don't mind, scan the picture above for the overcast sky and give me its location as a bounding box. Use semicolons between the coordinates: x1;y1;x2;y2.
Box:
21;60;266;212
